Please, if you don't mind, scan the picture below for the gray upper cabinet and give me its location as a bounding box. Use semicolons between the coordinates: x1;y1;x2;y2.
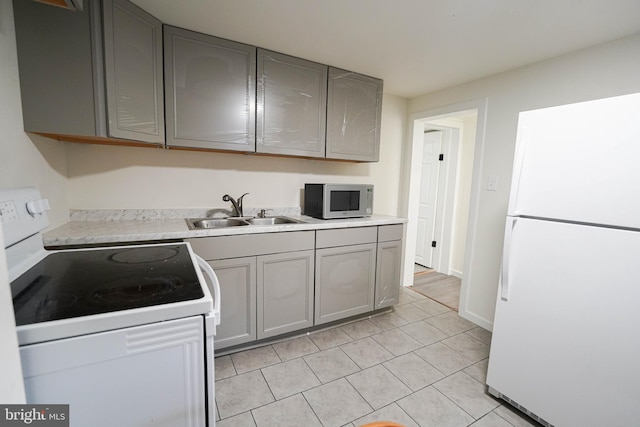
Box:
326;67;383;162
257;49;327;158
103;0;164;143
12;0;164;145
164;26;256;152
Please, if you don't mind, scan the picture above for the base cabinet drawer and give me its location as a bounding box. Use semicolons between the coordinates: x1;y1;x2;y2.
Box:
314;243;376;325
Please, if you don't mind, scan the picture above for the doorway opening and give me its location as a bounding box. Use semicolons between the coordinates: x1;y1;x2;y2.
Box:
403;99;487;320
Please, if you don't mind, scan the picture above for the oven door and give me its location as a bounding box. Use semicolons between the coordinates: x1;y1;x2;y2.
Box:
20;315;208;427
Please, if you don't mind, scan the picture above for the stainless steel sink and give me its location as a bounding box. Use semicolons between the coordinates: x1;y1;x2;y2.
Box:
186;216;304;229
186;218;250;229
246;217;302;225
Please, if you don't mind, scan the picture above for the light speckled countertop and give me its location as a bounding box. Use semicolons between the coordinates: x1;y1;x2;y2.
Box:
43;209;406;247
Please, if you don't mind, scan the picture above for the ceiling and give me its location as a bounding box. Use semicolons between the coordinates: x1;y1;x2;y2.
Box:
131;0;640;99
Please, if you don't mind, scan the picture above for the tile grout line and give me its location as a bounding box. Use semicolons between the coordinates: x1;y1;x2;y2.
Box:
296;350;340;425
218;321;475;423
214;288;529;427
432;369;498;422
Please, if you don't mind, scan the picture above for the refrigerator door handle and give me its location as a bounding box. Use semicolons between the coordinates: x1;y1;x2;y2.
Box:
501;217;518;301
508;125;529;216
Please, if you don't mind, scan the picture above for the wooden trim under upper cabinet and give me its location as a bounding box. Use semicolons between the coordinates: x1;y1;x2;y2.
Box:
35;132;368;162
168;145;365;163
34;132;164;149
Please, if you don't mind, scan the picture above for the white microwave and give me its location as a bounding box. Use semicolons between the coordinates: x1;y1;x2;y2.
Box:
304;184;373;219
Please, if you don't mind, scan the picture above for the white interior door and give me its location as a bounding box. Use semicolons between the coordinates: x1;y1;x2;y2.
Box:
415;131;442;268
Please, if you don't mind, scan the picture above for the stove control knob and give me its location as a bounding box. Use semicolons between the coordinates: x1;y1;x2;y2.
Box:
26;198;50;216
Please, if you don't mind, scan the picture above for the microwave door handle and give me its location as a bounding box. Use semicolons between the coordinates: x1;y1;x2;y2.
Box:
195;255;221;326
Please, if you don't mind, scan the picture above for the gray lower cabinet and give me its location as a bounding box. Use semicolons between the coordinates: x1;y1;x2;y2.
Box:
375;240;402;309
164;25;256;152
326;67;383;162
257;49;327;158
315;227;378;325
257;251;314;339
188;225;402;348
375;224;404;309
208;257;257;349
187;231;314;350
12;0;164;145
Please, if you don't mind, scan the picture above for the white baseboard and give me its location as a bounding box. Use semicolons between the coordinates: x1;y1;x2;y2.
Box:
449;268;463;279
458;308;493;331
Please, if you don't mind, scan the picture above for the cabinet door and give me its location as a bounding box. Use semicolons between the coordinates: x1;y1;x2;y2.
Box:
103;0;164;144
326;67;383;162
209;257;256;349
257;250;314;339
12;0;163;144
375;240;402;309
164;25;256;152
12;0;98;136
315;243;376;325
257;49;327;158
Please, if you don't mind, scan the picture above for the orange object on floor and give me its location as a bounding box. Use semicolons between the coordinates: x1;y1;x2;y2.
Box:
359;422;405;427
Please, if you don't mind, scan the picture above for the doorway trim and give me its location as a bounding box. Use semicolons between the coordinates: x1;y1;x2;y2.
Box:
403;98;488;326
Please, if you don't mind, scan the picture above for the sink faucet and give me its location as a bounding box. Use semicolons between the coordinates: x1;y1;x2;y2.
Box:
222;193;248;217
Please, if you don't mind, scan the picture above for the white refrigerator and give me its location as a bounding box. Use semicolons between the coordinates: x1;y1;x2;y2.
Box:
486;92;640;427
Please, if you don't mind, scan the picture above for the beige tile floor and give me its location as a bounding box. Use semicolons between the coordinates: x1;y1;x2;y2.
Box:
214;288;540;427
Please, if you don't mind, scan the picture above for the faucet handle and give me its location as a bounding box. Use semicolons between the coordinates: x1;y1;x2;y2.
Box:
258;209;271;218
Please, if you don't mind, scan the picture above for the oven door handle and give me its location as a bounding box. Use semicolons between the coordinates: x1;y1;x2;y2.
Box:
195;255;221;326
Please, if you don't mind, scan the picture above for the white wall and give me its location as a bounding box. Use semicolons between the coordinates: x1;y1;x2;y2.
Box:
407;33;640;328
65;94;408;215
450;114;477;276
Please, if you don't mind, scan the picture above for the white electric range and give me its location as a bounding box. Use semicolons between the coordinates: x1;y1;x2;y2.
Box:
1;187;220;427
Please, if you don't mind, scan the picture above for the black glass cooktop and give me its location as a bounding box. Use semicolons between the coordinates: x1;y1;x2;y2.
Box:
11;244;204;326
